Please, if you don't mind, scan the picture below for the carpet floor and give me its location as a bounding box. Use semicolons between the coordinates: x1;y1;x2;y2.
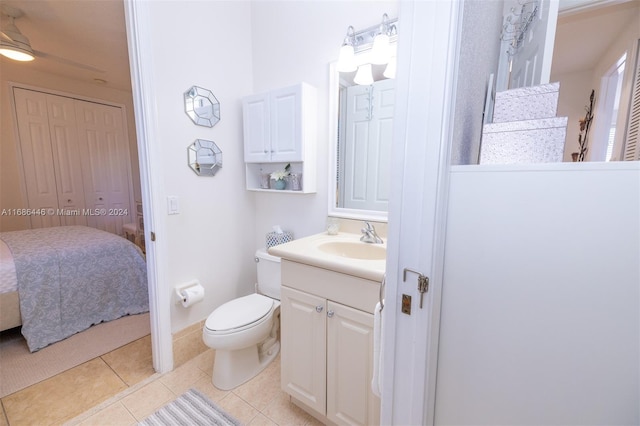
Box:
0;312;150;398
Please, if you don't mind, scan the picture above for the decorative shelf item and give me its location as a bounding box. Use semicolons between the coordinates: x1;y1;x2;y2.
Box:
188;139;222;176
480;82;568;164
184;86;220;127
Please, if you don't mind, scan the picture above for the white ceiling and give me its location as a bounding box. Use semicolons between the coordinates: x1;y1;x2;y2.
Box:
1;0;637;92
552;0;640;76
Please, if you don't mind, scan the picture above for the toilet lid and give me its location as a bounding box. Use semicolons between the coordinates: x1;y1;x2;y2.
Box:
205;293;274;332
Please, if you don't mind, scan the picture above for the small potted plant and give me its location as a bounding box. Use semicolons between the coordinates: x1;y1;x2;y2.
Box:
270;163;291;190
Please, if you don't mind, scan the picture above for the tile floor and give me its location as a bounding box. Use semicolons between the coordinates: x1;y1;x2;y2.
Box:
1;336;321;426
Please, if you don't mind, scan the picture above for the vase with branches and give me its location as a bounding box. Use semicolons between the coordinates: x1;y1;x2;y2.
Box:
576;89;595;162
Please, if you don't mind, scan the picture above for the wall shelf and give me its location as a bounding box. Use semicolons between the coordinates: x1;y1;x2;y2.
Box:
243;83;317;193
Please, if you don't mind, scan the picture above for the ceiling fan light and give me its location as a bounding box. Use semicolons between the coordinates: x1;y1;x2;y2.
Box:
0;20;35;61
0;42;34;61
354;64;374;86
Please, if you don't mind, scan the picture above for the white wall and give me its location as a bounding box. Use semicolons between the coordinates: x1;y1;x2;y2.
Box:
249;1;397;249
435;163;640;424
551;12;640;162
142;1;257;333
0;61;141;231
589;15;640;162
552;68;593;161
451;0;503;165
141;0;401;333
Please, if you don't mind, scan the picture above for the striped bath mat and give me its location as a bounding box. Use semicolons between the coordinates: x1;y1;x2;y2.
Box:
139;389;241;426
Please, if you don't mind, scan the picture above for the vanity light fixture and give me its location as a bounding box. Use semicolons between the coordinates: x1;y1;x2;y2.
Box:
371;14;392;65
354;63;374;85
337;14;398;85
383;56;397;79
337;26;357;73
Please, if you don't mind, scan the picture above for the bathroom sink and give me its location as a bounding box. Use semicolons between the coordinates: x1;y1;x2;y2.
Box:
317;241;386;260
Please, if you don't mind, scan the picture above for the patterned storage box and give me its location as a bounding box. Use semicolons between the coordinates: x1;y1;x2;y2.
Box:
266;231;293;248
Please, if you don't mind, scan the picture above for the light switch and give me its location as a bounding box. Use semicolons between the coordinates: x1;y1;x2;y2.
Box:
167;196;179;215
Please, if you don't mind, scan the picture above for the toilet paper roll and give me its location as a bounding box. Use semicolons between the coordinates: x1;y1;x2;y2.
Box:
180;284;205;307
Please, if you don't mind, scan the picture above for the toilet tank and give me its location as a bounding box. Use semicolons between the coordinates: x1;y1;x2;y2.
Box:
255;248;281;300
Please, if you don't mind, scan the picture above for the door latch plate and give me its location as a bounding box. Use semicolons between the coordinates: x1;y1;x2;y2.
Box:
401;294;412;315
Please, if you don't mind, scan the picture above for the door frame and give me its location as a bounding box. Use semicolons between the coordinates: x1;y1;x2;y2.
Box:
381;1;462;424
124;0;173;373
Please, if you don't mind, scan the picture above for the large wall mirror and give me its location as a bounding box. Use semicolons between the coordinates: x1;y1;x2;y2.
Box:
328;45;397;221
452;0;640;165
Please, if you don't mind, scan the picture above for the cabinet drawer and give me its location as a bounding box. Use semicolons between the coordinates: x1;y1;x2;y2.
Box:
281;260;379;314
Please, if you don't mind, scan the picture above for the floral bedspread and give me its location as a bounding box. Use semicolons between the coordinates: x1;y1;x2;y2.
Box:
0;226;149;352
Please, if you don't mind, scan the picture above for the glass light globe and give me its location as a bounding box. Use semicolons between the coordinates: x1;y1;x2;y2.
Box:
354;64;374;85
383;56;397;79
371;33;391;65
337;44;357;73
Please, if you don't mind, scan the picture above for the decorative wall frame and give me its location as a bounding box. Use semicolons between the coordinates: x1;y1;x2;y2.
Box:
188;139;222;176
184;86;220;127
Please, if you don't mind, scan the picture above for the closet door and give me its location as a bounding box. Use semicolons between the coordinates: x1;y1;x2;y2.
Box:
45;94;87;226
13;88;61;228
75;101;133;235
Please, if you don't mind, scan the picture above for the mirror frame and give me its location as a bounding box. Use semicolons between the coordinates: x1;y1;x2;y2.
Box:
188;139;223;176
327;60;390;222
184;86;220;127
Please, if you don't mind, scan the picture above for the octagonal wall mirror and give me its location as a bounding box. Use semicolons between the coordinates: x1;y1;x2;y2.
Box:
188;139;222;176
184;86;220;127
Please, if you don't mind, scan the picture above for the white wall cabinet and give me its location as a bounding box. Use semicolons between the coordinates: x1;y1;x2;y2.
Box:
242;83;316;193
280;261;380;425
12;87;135;235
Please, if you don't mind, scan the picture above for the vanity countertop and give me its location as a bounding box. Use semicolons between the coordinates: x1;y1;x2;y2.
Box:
268;232;386;282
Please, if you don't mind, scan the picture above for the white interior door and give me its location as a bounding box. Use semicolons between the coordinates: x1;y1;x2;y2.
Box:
497;0;559;90
343;79;394;211
75;100;133;235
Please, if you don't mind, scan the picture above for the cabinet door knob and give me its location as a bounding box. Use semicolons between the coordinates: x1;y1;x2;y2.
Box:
327;310;335;318
315;305;323;313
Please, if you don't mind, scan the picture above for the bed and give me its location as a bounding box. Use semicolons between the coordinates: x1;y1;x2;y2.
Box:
0;225;149;352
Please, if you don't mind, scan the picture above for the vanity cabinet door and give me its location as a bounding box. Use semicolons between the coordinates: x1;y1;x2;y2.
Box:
280;286;327;415
326;301;380;426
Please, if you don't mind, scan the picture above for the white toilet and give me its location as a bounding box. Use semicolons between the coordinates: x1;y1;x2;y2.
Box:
202;249;281;390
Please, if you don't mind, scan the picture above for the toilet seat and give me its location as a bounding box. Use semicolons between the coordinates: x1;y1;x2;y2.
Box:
205;294;274;335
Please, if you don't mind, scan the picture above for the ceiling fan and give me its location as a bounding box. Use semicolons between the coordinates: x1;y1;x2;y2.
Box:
0;4;105;73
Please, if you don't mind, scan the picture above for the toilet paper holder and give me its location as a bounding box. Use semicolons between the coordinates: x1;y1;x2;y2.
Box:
175;280;205;306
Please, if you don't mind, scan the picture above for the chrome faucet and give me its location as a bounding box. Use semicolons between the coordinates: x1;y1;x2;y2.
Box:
360;221;383;244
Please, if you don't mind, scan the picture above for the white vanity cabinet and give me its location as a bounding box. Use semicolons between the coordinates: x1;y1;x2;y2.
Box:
242;83;317;193
280;260;380;426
